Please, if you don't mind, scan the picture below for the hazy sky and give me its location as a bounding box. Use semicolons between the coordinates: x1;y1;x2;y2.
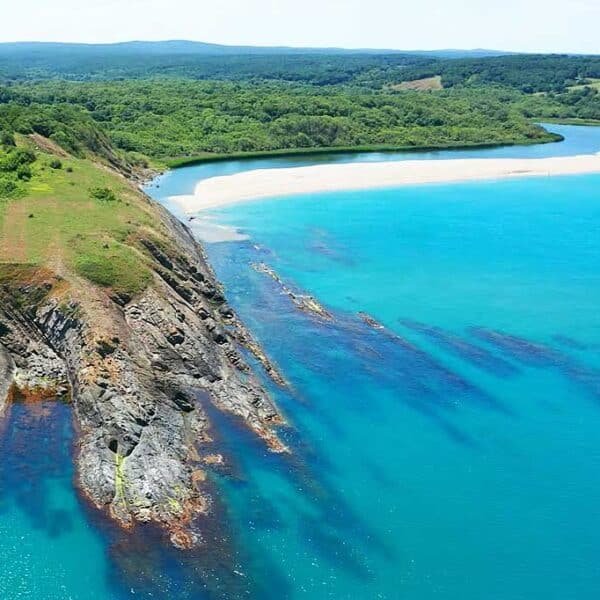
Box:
4;0;599;54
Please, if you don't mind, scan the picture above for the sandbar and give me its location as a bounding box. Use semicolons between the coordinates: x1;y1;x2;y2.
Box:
172;154;600;213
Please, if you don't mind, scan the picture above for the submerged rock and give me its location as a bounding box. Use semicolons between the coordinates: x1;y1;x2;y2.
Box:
252;262;333;321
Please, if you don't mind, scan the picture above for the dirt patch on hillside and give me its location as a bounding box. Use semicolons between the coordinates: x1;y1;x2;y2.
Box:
27;134;70;158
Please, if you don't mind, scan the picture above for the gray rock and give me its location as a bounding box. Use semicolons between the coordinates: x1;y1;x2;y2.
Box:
0;205;287;546
0;345;14;415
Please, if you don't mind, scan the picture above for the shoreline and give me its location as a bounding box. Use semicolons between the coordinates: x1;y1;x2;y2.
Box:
172;153;600;213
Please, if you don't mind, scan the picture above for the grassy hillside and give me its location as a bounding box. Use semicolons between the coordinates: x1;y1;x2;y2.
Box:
0;131;169;298
389;76;443;91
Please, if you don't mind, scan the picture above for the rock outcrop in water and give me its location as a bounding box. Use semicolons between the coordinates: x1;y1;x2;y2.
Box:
0;209;287;548
252;262;333;321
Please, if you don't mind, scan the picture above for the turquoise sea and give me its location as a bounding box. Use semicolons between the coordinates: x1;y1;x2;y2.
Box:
3;124;600;599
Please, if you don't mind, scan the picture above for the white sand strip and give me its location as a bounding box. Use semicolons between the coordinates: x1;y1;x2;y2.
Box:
172;154;600;213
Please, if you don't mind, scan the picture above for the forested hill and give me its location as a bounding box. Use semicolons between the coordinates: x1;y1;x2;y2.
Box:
0;42;505;83
0;44;599;165
0;51;428;85
0;42;595;93
0;40;508;59
0;82;558;164
398;54;600;93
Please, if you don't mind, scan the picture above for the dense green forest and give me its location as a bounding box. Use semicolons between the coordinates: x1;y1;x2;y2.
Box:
0;49;431;86
0;42;502;84
2;43;599;92
3;82;556;161
0;44;599;168
395;55;600;93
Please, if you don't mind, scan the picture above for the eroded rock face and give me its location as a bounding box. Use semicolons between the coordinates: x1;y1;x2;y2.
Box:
0;209;286;547
0;345;13;415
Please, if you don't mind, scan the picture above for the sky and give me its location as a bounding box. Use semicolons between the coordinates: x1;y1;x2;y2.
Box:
3;0;599;54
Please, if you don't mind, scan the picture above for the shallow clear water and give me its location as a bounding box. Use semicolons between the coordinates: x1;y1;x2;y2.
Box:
0;400;255;599
3;124;600;599
201;173;600;599
0;402;110;599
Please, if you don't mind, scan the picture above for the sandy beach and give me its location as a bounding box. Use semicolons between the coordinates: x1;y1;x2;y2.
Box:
172;154;600;213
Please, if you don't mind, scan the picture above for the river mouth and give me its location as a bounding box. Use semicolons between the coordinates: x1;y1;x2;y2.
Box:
146;123;600;208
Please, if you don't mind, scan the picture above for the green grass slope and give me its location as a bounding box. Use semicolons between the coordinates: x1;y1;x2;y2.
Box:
0;134;167;298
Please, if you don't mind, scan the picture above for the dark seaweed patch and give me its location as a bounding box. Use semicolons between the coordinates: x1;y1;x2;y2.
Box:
469;327;562;367
351;317;511;417
0;401;75;538
200;386;397;577
401;319;519;377
298;513;374;581
470;327;600;404
306;227;355;266
552;335;588;351
222;241;496;444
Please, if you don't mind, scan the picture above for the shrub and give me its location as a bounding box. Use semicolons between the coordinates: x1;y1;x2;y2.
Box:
90;187;118;203
0;131;15;148
16;165;32;181
0;148;36;172
13;148;36;165
0;176;18;198
126;151;149;168
50;130;81;156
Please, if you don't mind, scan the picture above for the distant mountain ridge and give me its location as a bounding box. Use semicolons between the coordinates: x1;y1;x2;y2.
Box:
0;40;511;58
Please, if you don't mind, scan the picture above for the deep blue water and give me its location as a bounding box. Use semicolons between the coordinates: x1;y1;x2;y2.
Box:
2;124;600;599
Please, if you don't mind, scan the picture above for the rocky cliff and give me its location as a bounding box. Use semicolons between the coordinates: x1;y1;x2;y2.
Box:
0;203;286;548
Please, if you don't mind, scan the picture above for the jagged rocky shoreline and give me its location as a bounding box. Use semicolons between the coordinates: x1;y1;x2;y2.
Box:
0;202;287;548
